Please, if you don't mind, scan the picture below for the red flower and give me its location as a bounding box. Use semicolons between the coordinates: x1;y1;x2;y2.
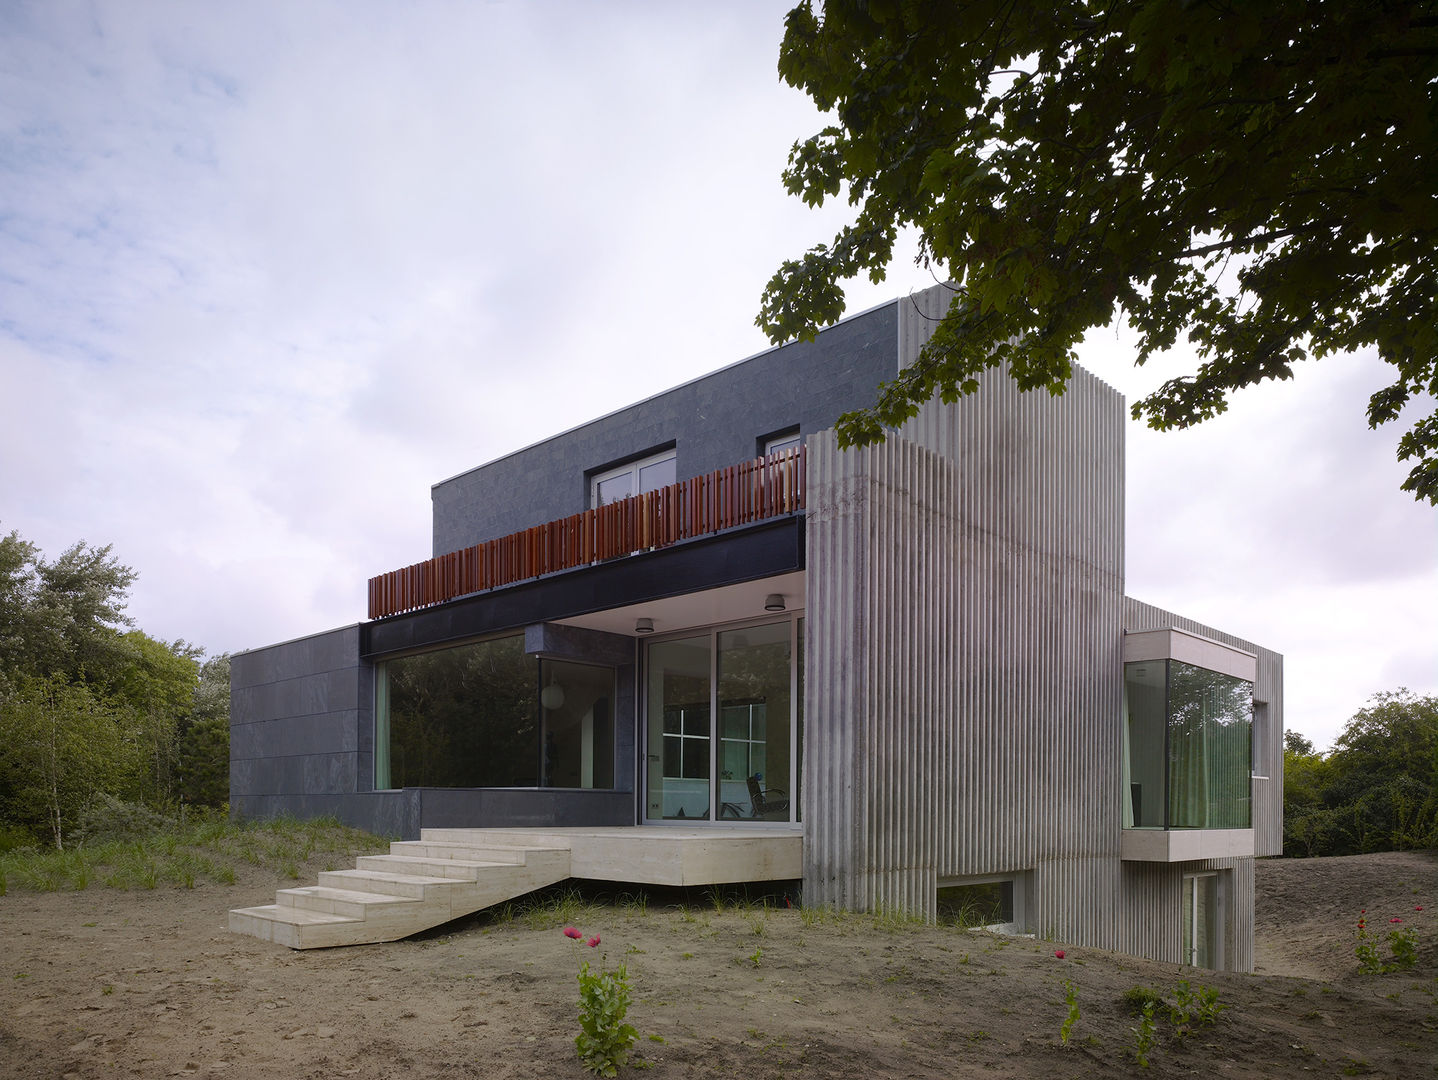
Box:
1417;906;1424;912
563;926;583;939
587;935;601;948
1054;949;1066;959
1390;917;1403;924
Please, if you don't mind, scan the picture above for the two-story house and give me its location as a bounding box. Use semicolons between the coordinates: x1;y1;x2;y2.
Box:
230;284;1282;967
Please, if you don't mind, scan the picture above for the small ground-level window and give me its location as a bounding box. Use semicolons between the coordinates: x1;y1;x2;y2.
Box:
938;873;1029;932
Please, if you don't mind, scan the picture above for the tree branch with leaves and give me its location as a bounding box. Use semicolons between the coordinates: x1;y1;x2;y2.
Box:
759;0;1438;502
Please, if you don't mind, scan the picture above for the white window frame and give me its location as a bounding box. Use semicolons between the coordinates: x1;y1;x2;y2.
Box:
763;430;801;457
590;448;676;508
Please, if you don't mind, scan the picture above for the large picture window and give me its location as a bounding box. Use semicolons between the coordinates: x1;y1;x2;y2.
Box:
374;635;615;790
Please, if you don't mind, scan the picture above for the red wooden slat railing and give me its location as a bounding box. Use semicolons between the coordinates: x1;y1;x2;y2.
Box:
367;445;807;619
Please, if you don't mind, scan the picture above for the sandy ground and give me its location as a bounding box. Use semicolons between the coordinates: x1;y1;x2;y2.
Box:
1;850;1434;1079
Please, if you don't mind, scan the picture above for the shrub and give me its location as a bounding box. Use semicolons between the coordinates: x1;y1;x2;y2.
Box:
0;824;38;853
72;794;170;847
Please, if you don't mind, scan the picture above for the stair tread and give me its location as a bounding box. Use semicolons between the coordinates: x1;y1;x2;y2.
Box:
323;868;455;885
390;842;525;860
419;830;572;849
364;854;515;869
231;904;356;926
278;886;418;906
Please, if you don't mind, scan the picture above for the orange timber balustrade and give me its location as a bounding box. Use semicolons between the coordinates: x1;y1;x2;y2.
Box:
367;446;806;619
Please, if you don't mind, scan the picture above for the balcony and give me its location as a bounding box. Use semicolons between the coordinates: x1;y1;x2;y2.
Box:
368;447;806;619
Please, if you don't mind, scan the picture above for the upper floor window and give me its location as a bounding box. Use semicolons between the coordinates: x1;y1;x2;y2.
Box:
761;429;801;458
1124;658;1252;830
590;449;676;508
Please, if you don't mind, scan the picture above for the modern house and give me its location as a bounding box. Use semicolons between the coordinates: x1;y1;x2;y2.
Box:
229;284;1282;967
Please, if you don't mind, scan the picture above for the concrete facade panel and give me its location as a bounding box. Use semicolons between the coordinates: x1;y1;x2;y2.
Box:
803;318;1129;942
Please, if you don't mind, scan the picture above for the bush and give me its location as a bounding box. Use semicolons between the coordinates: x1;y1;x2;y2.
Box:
0;823;38;853
72;794;171;846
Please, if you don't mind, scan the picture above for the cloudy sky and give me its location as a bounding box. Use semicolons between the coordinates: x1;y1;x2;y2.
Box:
2;1;1433;751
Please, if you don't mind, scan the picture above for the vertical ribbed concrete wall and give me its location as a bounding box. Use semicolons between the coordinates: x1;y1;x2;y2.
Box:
804;349;1128;947
1118;856;1256;971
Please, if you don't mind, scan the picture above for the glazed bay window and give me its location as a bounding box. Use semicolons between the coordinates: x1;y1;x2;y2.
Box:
1124;656;1253;831
374;634;614;790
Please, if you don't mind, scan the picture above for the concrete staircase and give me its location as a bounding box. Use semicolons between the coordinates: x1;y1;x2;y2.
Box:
228;829;573;949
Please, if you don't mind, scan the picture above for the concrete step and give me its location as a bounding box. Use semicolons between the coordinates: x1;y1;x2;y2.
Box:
354;854;509;880
230;833;575;949
318;868;456;898
419;828;572;849
389;840;527;864
276;885;421;919
232;903;354;927
229;904;358;949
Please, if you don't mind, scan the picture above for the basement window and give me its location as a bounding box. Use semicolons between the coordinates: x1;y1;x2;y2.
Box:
937;873;1030;932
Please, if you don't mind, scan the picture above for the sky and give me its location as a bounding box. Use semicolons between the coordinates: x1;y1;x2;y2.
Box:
2;1;1434;752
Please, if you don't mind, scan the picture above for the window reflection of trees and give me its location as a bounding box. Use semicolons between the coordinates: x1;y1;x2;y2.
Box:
1167;662;1253;829
386;636;538;788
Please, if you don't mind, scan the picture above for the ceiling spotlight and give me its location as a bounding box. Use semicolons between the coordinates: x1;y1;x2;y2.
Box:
764;593;786;612
635;617;654;635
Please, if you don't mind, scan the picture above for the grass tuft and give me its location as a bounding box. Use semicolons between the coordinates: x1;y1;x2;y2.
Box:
0;810;390;894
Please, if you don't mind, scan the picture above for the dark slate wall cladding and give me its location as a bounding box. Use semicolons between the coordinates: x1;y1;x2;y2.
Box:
430;301;900;554
230;625;370;806
232;791;419;839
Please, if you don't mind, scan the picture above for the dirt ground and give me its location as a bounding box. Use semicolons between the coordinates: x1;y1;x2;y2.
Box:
1;850;1433;1079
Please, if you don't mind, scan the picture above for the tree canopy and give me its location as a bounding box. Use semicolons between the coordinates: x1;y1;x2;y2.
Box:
1284;689;1438;856
0;530;230;847
758;1;1438;502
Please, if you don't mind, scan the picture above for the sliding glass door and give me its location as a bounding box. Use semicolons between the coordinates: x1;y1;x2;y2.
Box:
644;616;801;824
646;635;712;820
